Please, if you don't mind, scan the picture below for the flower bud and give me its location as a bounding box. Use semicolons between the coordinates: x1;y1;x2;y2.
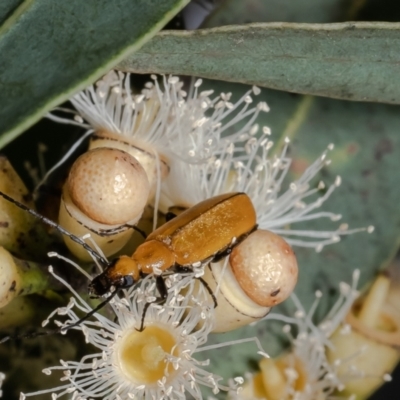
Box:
59;147;150;260
230;229;298;307
0;247;58;308
89;130;169;200
234;354;315;400
327;275;400;398
202;230;298;332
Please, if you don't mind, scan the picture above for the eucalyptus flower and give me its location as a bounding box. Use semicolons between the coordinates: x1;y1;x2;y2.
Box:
19;264;230;400
48;72;270;235
229;270;361;400
48;71;370;252
48;72;268;180
161;132;373;252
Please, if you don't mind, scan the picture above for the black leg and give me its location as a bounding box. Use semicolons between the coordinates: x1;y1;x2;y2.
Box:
165;212;177;222
171;265;218;308
155;275;169;299
212;224;258;263
136;276;169;332
196;276;218;308
211;247;232;263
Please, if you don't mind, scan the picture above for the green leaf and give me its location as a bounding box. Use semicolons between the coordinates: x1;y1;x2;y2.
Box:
118;22;400;104
0;0;189;149
203;0;347;27
196;82;400;379
0;0;24;25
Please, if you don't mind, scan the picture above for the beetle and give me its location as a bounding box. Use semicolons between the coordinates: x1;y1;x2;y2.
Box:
90;192;257;294
0;190;257;340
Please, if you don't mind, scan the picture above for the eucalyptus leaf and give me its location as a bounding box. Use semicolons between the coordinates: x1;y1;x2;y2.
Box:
118;22;400;104
203;0;346;27
196;82;400;379
0;0;23;25
0;0;189;149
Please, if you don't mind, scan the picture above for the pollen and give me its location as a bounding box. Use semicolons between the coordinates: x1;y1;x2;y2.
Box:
116;324;178;384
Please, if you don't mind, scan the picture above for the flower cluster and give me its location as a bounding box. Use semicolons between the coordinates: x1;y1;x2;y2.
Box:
49;72;370;252
13;71;374;400
49;72;268;166
229;270;361;400
21;265;226;400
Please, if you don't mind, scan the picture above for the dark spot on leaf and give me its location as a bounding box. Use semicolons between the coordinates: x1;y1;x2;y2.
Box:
375;138;393;161
347;143;359;155
362;169;373;177
9;280;16;292
360;189;369;200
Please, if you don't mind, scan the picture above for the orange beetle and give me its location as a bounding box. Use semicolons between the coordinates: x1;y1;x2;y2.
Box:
0;190;257;338
89;192;257;296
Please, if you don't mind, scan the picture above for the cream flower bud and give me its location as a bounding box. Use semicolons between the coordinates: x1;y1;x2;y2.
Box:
202;230;298;332
68;147;149;224
327;275;400;398
0;247;58;308
230;230;298;307
89;130;169;200
59;147;150;260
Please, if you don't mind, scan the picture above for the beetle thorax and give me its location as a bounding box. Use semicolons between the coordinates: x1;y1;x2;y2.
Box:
112;255;141;282
133;240;176;275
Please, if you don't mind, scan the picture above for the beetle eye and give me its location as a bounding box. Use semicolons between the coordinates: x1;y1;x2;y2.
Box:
121;275;134;288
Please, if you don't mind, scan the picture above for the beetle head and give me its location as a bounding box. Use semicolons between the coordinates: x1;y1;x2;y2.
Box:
89;272;112;297
89;256;140;297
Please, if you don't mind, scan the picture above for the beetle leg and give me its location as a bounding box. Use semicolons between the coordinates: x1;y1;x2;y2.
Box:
211;247;232;263
165;205;187;221
136;276;169;332
174;266;218;309
212;224;258;263
196;276;218;308
165;212;177;222
175;265;191;273
155;275;169;300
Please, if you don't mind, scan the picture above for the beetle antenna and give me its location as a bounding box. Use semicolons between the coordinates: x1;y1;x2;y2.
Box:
0;190;109;266
196;276;218;308
0;290;119;344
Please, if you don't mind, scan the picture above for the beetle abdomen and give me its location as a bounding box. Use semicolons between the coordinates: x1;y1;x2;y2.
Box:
148;193;257;266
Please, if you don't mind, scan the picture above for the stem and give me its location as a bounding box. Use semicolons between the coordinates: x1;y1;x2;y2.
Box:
358;275;390;328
